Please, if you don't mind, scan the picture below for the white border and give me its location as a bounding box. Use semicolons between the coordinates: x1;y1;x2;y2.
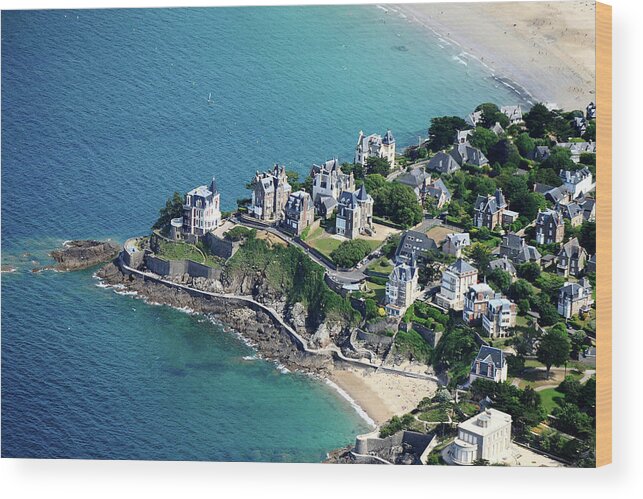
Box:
1;0;641;497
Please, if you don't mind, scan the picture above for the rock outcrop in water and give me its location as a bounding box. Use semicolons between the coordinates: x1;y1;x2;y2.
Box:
50;240;120;271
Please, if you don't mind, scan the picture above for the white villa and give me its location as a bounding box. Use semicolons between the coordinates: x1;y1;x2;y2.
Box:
560;167;594;198
446;409;512;466
435;259;478;311
442;232;470;258
354;129;395;168
385;255;420;317
182;177;221;237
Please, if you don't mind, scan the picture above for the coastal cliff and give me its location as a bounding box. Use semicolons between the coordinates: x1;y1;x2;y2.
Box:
51;240;120;271
96;262;333;373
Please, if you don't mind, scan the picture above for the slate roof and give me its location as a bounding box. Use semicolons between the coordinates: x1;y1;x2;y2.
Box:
472;346;506;370
396;230;438;260
356;184;370;201
383;129;395;145
338;190;359;209
560;166;592;184
475;189;507;215
397;168;431;189
536;209;563;227
450;143;488;167
560;202;583;220
449;258;477;275
490;122;505;135
427;151;460;174
489;256;516;275
558;237;586;259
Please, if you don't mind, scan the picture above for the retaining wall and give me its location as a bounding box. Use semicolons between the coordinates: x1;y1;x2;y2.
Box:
144;254;220;280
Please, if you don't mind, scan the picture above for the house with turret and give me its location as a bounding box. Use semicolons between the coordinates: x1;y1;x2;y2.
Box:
354;129;395;169
250;165;292;222
335;185;374;239
182;177;221;237
535;209;565;245
556;237;588;278
473;189;518;230
385;255;419;317
311;159;355;216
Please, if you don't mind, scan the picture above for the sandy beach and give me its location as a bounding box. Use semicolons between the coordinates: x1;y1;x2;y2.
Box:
395;1;596;111
329;365;438;426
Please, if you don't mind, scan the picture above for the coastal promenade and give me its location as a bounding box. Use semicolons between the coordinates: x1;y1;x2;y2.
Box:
117;255;441;385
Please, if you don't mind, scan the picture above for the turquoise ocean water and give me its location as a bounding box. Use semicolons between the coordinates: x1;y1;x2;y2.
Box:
1;6;524;461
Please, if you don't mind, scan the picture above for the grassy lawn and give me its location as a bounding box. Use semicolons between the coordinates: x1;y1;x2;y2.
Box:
515;315;531;327
366;280;386;303
456;401;479;418
157;240;205;263
418;407;450;422
307;234;342;258
368;256;394;275
539;388;565;414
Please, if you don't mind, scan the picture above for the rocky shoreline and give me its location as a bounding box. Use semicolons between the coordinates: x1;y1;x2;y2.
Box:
50;240;120;271
96;261;333;375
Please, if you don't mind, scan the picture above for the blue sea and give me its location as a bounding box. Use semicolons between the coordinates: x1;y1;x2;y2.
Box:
1;6;524;461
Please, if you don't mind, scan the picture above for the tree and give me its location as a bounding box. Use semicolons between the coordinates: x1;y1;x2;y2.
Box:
511;192;547;221
469;126;499;155
487;268;512;294
286;170;302;191
428;116;468;152
366;156;391;176
569;329;588;358
535;272;566;302
373;183;423;228
507;279;535;302
517;262;541;282
536;300;560;327
475;102;509;128
466;243;492;273
341;162;365;180
152;192;184;231
541;146;575;172
330;240;372;268
552;403;593;437
515;132;535;157
537;327;571;377
364;173;388;194
524;103;554;138
583;120;596;142
579;221;596;254
487;139;521;168
364;298;379;321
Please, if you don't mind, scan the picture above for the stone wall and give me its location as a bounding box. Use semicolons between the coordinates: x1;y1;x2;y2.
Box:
356;328;394;348
203;232;239;259
354;430;436;464
144;254;220;280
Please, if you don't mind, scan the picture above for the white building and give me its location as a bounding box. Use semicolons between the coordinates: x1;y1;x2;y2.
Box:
500;105;523;125
182;178;221;237
435;259;478;311
446;409;512;466
385;255;419;317
482;297;517;338
560;167;593;199
354;129;395;169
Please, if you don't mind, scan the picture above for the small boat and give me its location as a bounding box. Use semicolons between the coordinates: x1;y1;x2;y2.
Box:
206;92;214;105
